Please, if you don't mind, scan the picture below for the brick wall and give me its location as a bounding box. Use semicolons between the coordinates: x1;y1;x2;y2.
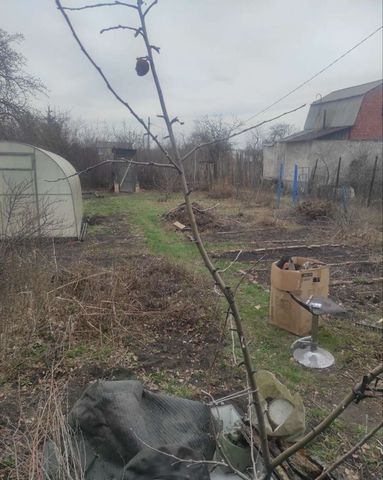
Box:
350;85;383;140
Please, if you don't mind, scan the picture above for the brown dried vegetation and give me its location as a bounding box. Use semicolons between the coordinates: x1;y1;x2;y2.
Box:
0;248;226;479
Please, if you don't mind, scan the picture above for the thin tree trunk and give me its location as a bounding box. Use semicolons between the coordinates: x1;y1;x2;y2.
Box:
137;1;272;473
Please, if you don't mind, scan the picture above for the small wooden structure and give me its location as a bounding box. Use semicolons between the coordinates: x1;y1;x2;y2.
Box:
96;142;137;193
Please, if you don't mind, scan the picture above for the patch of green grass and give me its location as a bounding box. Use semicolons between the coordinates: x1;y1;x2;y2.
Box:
85;193;202;268
66;344;89;359
80;192;381;474
318;327;343;351
146;371;195;398
92;345;113;362
0;456;15;468
85;195;312;392
307;416;347;462
308;406;326;421
25;342;47;360
83;194;342;396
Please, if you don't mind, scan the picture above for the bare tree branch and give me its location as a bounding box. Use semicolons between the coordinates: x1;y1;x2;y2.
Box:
315;420;383;480
143;0;158;17
55;0;177;170
61;1;138;11
182;103;306;161
45;158;176;182
100;25;143;37
136;1;273;471
56;2;311;475
266;363;383;475
217;249;243;273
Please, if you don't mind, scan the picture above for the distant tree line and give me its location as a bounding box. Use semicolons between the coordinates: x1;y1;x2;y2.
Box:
0;27;295;191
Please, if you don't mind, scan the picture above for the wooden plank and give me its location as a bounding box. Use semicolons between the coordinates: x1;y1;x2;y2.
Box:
331;277;383;286
173;221;188;231
213;244;344;258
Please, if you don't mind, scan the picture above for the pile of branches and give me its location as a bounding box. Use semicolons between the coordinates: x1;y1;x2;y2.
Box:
296;200;334;220
163;202;222;231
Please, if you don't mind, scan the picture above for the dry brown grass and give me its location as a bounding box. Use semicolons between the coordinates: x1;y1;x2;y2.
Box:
0;246;224;479
0;378;86;480
238;187;275;208
205;183;236;200
1;252;217;368
329;201;383;247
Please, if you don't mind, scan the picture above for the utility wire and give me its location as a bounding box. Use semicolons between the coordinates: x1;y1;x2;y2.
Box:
244;25;383;124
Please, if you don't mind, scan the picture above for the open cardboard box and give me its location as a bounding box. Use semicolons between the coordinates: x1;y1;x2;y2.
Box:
270;256;329;293
269;257;329;336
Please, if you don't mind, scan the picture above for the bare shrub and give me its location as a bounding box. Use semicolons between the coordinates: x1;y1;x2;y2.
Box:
0;381;85;480
137;148;180;194
330;200;383;246
0;175;66;266
239;186;275;207
206;182;235;199
256;210;279;227
348;153;382;202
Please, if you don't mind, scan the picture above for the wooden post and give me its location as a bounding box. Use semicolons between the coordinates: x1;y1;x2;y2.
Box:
276;162;284;208
292;164;299;205
333;156;341;200
366;155;378;207
309;158;318;194
147;116;151;150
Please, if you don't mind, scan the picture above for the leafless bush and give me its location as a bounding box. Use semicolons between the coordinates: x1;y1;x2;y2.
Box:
232;184;275;208
206;182;235;199
348;153;382;202
0;176;66;265
0;380;85;480
137;148;179;193
330;199;383;246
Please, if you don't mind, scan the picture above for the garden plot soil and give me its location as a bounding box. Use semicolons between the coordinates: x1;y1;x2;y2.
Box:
49;213;141;267
1;196;382;479
0;251;239;479
203;222;339;245
213;243;382;326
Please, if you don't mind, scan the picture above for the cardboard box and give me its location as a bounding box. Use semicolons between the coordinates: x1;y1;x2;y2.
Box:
268;257;329;336
270;257;329;293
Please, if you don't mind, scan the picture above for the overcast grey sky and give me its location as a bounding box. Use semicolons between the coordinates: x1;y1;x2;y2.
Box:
1;0;382;144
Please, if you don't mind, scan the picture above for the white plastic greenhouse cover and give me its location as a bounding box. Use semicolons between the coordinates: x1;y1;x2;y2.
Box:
0;141;83;238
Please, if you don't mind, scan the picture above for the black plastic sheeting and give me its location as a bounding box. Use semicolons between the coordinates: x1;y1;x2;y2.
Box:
44;380;216;479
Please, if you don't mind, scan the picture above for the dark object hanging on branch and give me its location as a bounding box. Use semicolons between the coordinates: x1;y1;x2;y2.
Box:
136;57;150;76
